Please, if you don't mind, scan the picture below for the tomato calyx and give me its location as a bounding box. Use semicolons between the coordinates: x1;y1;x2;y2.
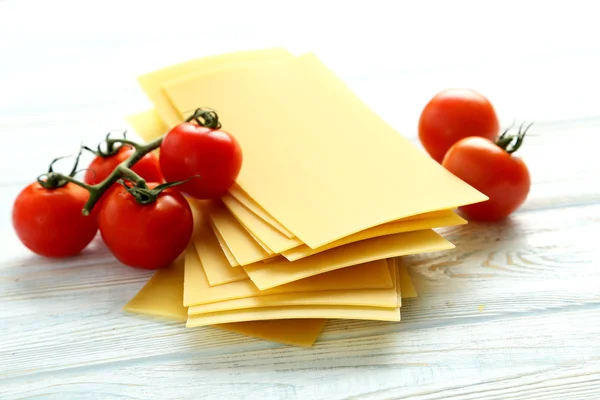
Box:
84;131;141;158
116;175;200;205
184;108;222;129
495;121;533;154
37;148;84;190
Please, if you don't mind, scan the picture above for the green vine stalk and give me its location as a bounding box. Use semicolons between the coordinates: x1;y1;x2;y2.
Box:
37;107;216;216
59;135;164;215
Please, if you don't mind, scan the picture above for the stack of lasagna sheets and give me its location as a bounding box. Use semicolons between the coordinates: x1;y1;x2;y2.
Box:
122;48;487;347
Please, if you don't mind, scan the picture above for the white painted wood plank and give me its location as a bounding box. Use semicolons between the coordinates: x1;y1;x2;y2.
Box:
2;307;600;399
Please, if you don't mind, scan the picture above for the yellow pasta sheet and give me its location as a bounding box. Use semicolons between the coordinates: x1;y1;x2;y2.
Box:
210;199;462;267
243;229;453;290
221;194;302;253
124;254;326;347
183;246;393;307
189;289;396;314
215;319;327;347
246;229;274;255
220;194;465;262
228;185;294;238
186;260;403;327
283;211;465;261
189;263;398;315
125;256;188;322
163;52;487;249
187;304;400;327
211;222;240;267
137;47;294;128
228;187;454;242
397;260;418;299
206;200;272;265
193;210;247;286
126;108;169;143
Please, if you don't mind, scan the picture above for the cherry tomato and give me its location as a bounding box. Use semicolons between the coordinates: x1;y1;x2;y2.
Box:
419;88;500;163
159;122;242;199
98;183;193;269
12;182;99;257
442;136;531;221
84;145;163;185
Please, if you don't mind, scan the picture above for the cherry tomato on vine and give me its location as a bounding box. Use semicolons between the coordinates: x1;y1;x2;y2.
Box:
419;88;500;163
12;182;99;257
441;126;532;221
98;182;193;269
159;111;242;199
84;145;163;185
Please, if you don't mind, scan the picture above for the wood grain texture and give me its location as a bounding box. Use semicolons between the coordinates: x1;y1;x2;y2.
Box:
1;0;600;398
2;309;600;399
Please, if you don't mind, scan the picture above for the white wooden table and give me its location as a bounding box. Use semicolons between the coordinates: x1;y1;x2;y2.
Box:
2;1;600;399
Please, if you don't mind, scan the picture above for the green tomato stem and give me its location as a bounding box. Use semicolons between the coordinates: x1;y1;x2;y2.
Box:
184;108;222;129
117;175;201;206
40;134;164;216
496;121;533;154
105;138;145;151
79;136;164;215
37;147;85;190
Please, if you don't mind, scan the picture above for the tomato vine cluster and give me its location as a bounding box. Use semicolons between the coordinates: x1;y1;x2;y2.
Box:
12;109;243;269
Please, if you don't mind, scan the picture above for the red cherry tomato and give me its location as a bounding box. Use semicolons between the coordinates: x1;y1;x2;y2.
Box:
419;88;500;163
84;145;163;185
442;136;531;221
159;122;242;199
12;182;99;257
98;183;193;269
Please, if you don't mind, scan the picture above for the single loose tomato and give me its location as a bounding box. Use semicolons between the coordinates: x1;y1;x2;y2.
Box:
12;182;99;257
441;129;531;221
419;88;500;163
98;182;193;269
159;116;242;199
84;145;163;185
